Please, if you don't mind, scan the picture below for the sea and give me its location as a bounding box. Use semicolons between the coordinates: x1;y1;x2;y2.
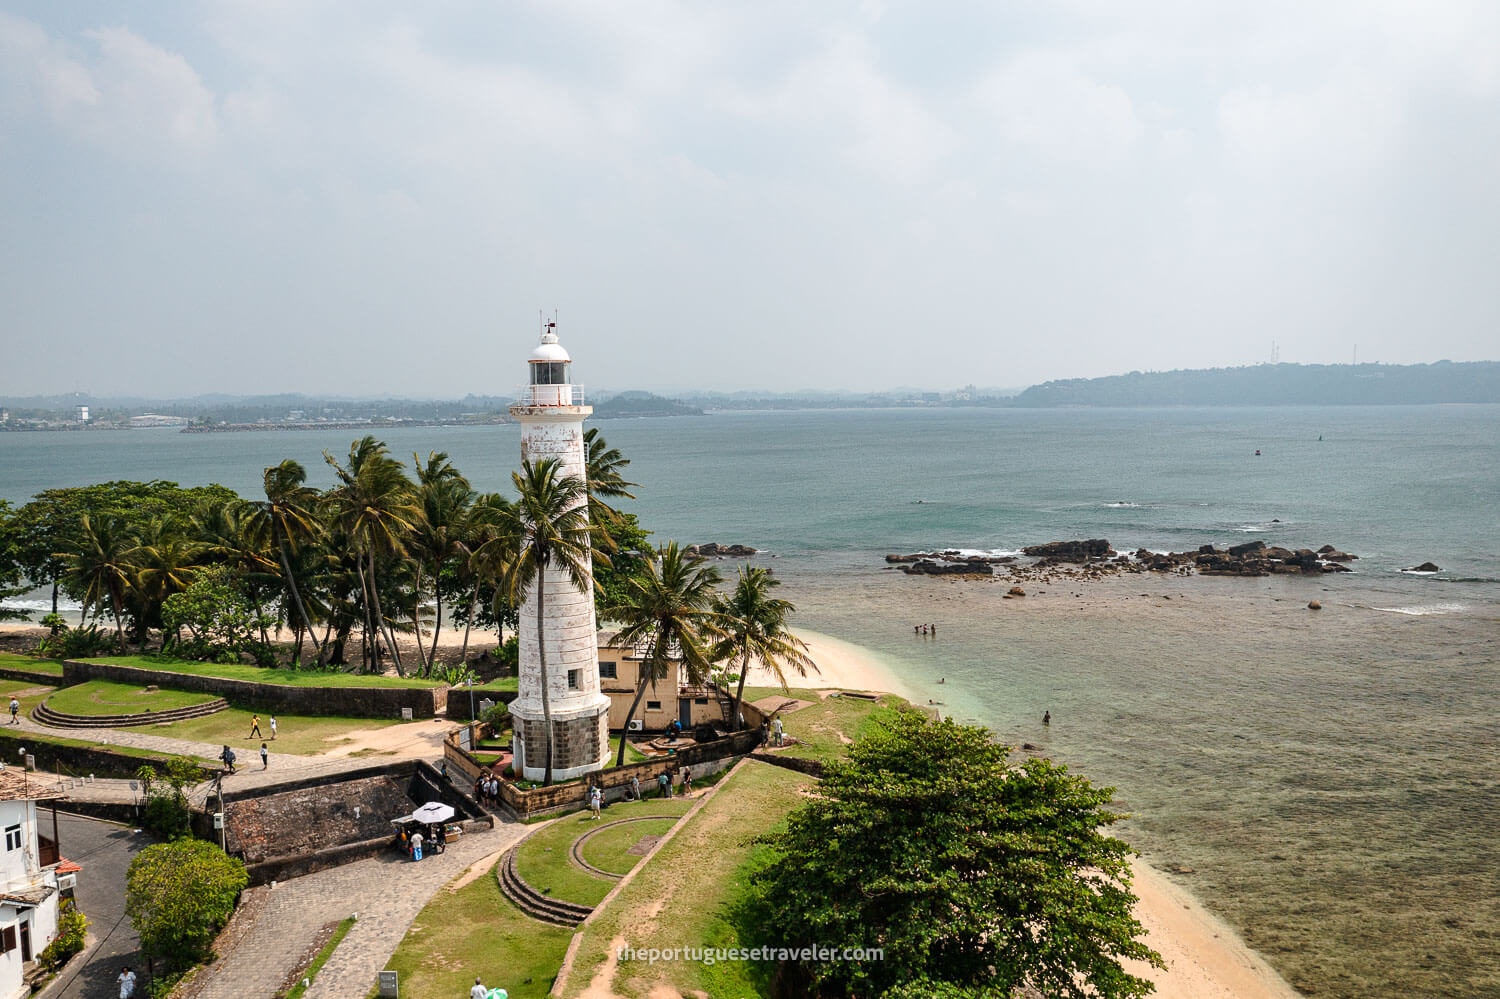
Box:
2;405;1497;998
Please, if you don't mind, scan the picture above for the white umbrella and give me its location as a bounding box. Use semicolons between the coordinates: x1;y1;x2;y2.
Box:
411;801;455;824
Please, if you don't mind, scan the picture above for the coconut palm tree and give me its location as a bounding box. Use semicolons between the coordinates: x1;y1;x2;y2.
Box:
128;516;203;643
58;513;138;652
712;566;816;731
463;492;518;665
583;427;638;547
607;542;724;764
249;460;325;664
323;438;419;673
409;451;474;674
504;457;599;785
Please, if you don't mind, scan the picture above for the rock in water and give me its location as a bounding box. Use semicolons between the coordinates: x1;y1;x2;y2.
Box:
1308;600;1322;610
1008;586;1026;597
1406;561;1441;573
1021;539;1113;561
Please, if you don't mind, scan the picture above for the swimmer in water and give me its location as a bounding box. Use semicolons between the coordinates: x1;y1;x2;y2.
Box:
1043;710;1051;725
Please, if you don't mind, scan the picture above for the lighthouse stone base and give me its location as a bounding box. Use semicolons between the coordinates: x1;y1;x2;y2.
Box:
511;697;611;783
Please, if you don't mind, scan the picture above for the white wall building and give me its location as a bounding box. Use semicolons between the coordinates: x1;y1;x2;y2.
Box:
0;770;67;999
508;322;612;782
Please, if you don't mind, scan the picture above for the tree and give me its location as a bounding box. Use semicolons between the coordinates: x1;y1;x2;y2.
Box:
59;513;138;651
590;511;652;623
0;502;32;622
323;438;418;674
161;566;273;665
748;712;1164;998
504;457;599;785
125;515;202;644
712;566;815;730
251;460;324;665
607;541;723;764
408;451;474;674
583;427;638;540
126;839;247;968
461;492;520;663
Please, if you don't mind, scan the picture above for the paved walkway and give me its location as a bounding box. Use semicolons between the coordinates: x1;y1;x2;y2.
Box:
9;713;456;805
178;818;524;999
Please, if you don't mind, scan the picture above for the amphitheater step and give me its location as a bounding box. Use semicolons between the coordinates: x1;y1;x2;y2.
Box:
31;697;230;729
496;848;593;926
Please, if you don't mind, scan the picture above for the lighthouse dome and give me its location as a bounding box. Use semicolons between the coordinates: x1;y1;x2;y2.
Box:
529;339;571;363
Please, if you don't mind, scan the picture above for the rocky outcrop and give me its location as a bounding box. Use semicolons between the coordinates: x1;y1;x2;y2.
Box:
686;543;757;558
1405;562;1441;573
900;559;993;576
1021;539;1113;561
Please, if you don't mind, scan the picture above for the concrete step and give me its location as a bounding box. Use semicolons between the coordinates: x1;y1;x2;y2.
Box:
496;848;591;926
32;697;230;728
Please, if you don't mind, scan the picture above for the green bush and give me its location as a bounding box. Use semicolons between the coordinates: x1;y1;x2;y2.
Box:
481;701;511;730
126;840;247;968
142;794;191;840
36;623;119;659
38;901;87;969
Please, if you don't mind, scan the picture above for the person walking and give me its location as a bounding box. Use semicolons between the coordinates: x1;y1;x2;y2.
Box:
657;770;670;799
630;774;641;802
410;829;424;861
7;697;18;725
248;714;263;739
772;716;784;747
470;978;489;999
118;965;137;998
589;784;602;819
681;766;693;794
1043;710;1051;725
260;743;269;770
269;715;277;740
220;745;236;773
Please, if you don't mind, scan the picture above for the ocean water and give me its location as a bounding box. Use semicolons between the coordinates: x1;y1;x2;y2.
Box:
3;405;1498;997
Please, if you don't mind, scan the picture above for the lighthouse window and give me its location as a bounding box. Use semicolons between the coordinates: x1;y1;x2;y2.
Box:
531;361;569;385
567;669;581;690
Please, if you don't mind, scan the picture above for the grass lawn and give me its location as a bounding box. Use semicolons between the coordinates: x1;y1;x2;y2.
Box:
139;706;405;756
516;799;692;908
0;654;65;676
750;689;911;767
560;761;812;999
578;817;679;877
45;680;220;717
82;656;443;688
0;728;220;773
378;865;574;999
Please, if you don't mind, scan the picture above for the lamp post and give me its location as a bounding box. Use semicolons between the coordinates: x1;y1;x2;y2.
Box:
467;677;475;723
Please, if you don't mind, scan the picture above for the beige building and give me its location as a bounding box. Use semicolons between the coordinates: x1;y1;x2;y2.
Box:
596;632;738;733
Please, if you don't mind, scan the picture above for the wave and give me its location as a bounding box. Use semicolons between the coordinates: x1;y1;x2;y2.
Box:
1370;603;1468;616
1102;502;1144;509
0;598;82;613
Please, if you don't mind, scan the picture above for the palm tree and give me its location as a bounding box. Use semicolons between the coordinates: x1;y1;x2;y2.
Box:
583;427;638;548
58;513;138;652
409;452;474;674
128;516;203;643
250;460;325;665
324;438;419;674
712;566;816;731
504;458;599;785
463;492;518;665
607;541;724;764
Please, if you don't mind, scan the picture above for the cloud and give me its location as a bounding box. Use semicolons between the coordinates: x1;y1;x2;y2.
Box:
978;51;1143;166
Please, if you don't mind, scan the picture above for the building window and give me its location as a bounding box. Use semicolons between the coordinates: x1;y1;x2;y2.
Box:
567;669;580;690
646;701;662;711
599;661;617;679
3;825;19;851
0;925;13;953
694;698;708;705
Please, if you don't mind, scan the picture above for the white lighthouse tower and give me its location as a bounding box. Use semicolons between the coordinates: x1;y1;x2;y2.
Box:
508;321;612;782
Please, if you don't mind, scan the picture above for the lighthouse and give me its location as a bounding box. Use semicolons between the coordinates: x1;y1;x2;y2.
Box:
508;321;612;782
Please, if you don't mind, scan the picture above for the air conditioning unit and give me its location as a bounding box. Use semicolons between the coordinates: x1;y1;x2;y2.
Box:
57;874;76;891
627;720;644;732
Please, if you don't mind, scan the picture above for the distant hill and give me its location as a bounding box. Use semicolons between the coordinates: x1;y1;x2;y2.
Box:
591;391;703;419
1011;361;1500;407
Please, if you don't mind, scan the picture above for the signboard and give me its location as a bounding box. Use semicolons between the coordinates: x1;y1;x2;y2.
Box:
401;707;413;721
378;970;399;997
458;728;471;751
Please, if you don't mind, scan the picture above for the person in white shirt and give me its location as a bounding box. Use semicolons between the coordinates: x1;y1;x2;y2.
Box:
410;830;424;860
471;976;489;998
118;966;137;998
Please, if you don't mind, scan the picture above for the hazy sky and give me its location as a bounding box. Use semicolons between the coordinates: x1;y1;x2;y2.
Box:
2;2;1497;397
